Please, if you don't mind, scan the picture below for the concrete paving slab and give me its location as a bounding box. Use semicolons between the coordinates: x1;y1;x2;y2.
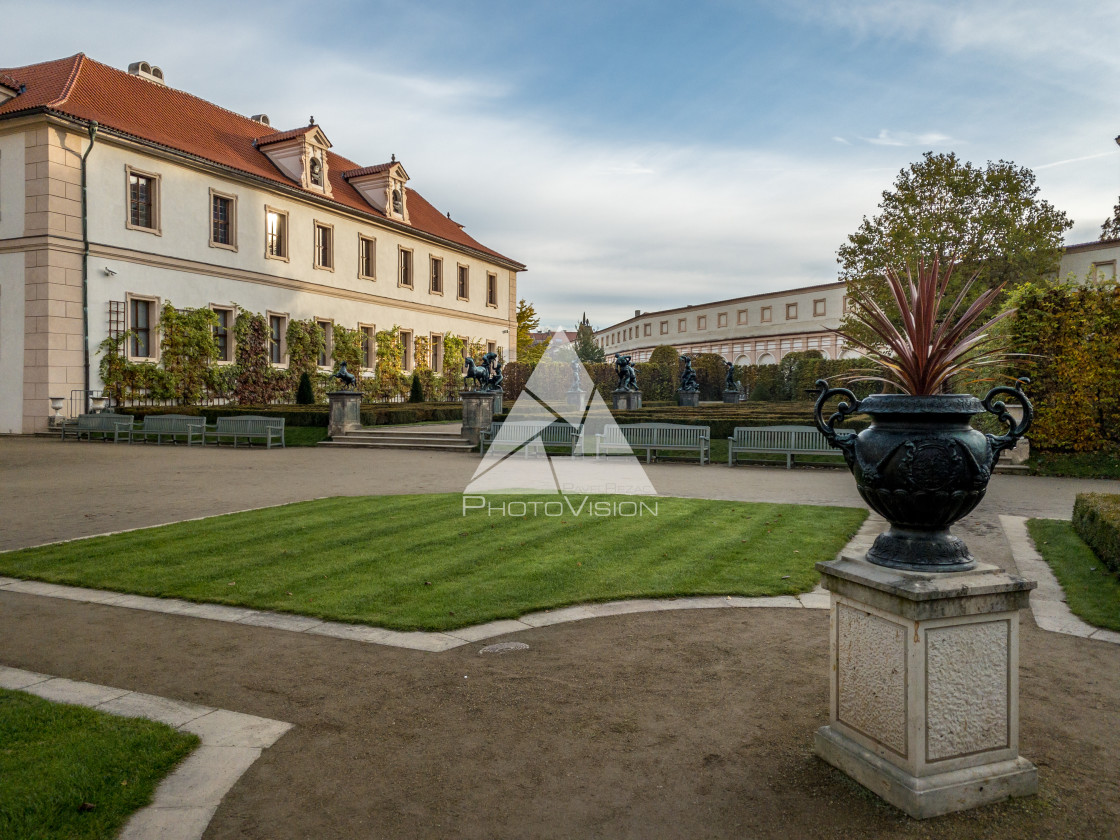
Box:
119;805;218;840
150;745;262;807
304;622;396;644
99;593;197;614
1;579;101;601
0;665;52;690
0;575;19;586
171;602;258;623
726;595;804;609
1033;614;1097;638
445;619;533;642
518;605;607;627
376;631;469;652
30;676;131;706
1090;628;1120;644
797;592;832;610
181;709;293;748
236;611;326;633
98;691;213;728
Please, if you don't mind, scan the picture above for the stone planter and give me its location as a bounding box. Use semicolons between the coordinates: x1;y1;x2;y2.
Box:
814;380;1032;572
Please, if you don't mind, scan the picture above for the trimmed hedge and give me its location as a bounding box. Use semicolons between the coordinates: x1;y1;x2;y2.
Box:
1073;493;1120;574
120;403;463;428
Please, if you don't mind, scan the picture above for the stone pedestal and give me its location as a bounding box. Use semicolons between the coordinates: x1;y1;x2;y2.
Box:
612;390;642;411
722;391;743;404
567;389;586;409
327;391;362;438
461;390;500;445
677;390;700;407
814;554;1037;819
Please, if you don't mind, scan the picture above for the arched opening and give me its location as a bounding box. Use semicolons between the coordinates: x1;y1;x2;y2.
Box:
757;353;776;365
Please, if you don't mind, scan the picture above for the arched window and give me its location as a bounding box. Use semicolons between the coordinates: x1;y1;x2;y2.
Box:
392;188;403;215
309;157;323;187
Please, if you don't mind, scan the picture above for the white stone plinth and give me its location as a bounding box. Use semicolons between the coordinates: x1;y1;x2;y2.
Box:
327;391;361;438
814;554;1038;819
460;391;500;445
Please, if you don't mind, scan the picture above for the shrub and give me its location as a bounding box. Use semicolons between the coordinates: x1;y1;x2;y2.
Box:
296;372;315;405
409;372;424;403
1073;493;1120;574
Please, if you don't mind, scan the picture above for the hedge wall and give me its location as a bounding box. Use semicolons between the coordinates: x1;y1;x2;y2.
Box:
1073;493;1120;574
1010;280;1120;452
120;403;463;428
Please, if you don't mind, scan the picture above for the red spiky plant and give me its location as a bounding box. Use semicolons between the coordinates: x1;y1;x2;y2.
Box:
838;255;1017;395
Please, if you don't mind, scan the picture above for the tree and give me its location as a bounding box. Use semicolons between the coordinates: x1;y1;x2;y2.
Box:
1102;199;1120;241
515;299;545;365
574;321;605;363
838;151;1071;346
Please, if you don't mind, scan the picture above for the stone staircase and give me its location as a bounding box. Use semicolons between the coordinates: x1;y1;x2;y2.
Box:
318;427;476;453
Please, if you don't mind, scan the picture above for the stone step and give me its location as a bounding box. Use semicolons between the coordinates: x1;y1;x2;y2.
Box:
317;439;476;452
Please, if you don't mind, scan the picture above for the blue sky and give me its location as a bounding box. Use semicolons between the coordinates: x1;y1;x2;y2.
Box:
3;0;1118;330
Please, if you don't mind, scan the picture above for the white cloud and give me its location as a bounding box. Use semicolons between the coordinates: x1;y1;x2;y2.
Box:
863;130;955;147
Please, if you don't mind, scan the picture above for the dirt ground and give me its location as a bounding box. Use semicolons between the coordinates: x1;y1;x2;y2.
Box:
2;439;1119;839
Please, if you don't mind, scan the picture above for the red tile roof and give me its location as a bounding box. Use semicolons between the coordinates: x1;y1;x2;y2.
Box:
0;54;524;269
254;125;321;147
0;72;20;92
339;162;395;179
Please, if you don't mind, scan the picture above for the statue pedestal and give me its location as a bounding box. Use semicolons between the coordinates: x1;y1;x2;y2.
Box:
327;391;362;437
461;391;500;445
677;391;699;407
567;389;586;409
612;390;642;411
722;391;743;404
814;554;1037;819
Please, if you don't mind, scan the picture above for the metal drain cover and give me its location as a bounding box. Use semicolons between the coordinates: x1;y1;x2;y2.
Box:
479;641;530;655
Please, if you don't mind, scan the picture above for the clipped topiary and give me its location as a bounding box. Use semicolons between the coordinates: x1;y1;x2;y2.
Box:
296;371;315;404
1073;493;1120;574
409;371;424;403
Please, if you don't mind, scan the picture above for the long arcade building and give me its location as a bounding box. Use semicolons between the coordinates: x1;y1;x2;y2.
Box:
0;54;525;434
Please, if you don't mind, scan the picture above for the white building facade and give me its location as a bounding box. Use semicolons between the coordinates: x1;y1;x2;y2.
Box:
0;55;525;434
594;281;852;366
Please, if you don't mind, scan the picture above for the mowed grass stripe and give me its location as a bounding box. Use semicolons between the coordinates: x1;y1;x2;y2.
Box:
0;494;867;631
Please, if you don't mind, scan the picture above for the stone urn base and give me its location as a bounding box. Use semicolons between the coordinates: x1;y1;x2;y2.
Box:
814;553;1037;818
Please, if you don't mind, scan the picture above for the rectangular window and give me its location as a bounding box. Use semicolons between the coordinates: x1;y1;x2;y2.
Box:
314;223;333;269
399;329;413;370
457;265;469;300
398;248;413;287
1092;260;1117;280
317;320;332;367
486;273;498;307
737;309;748;325
212;306;233;362
677;318;687;333
430;257;443;294
265;207;288;259
360;325;375;368
644;323;651;337
129;297;156;358
761;306;772;323
359;236;376;279
269;314;285;364
126;167;160;233
660;320;669;335
208;190;236;249
717;312;728;328
431;334;443;373
697;315;707;330
813;298;826;317
487;341;497;356
786;303;798;320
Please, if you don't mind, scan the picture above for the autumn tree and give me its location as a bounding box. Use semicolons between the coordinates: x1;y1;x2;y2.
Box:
515;299;545;365
838;151;1071;345
1101;199;1120;241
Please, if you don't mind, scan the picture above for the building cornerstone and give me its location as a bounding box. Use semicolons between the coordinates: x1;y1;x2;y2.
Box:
814;553;1038;819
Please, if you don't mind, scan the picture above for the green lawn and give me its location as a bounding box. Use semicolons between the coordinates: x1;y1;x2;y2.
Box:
1026;518;1120;632
0;689;198;840
285;426;328;446
0;494;866;631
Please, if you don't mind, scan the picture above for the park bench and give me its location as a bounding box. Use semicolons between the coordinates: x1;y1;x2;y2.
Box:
596;422;711;464
727;424;851;469
207;416;286;449
126;414;206;446
59;413;133;442
479;420;584;457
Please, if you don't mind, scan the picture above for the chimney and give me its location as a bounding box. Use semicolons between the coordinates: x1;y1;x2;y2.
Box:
251;114;271;126
127;61;166;86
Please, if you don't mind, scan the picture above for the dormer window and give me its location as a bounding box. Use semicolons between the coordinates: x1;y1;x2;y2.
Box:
256;125;332;195
342;161;410;224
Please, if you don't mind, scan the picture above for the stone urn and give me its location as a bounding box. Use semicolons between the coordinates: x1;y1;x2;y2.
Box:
813;379;1032;572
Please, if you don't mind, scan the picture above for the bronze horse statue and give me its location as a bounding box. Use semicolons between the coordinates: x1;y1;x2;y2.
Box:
463;357;489;390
